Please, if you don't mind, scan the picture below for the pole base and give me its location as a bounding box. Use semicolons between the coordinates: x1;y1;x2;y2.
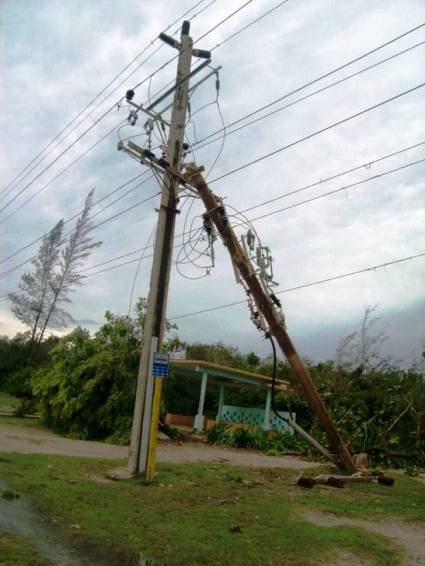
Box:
107;467;137;481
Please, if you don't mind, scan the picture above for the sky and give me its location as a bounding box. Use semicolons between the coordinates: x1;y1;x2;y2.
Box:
0;0;424;366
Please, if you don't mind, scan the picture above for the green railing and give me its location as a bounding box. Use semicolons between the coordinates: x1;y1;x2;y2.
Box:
218;404;293;434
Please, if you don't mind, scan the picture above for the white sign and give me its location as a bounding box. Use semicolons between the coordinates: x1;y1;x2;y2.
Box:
169;348;187;360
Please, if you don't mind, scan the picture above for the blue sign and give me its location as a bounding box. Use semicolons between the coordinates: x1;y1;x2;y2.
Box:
152;352;170;378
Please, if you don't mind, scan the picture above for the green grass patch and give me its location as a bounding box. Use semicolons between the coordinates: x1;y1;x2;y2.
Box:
0;529;49;566
302;467;425;523
0;391;19;413
0;415;41;428
0;454;419;564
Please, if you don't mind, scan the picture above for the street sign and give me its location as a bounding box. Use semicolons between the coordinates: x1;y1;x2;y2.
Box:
152;352;170;378
169;348;187;360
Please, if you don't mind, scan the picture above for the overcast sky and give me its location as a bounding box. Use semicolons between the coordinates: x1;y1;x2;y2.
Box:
0;0;424;365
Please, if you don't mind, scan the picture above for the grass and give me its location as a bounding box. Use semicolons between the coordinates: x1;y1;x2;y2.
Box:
0;415;41;428
0;390;41;428
1;454;422;565
0;391;19;413
0;529;49;566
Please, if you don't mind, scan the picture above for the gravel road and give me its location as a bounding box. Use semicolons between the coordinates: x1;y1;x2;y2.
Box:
0;423;317;469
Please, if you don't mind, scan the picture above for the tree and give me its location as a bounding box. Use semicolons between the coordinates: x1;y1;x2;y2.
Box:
335;305;389;371
33;300;179;443
33;189;102;351
9;220;64;354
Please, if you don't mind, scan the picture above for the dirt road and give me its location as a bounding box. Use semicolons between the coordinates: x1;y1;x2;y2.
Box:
0;423;317;469
304;511;425;566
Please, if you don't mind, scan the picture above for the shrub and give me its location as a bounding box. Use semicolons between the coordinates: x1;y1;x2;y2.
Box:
33;317;140;443
207;422;301;453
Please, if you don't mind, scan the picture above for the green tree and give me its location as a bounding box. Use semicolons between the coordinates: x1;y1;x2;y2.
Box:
9;220;64;355
335;305;389;371
34;189;101;351
33;299;178;442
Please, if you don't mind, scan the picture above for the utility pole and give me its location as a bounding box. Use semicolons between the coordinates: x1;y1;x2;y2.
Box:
119;22;353;475
125;21;211;479
185;164;355;472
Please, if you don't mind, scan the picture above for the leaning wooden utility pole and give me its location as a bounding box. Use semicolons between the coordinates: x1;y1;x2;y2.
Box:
185;164;355;472
126;21;211;478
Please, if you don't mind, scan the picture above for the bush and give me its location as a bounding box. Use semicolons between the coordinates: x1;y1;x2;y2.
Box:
207;422;301;453
0;333;59;399
33;315;140;443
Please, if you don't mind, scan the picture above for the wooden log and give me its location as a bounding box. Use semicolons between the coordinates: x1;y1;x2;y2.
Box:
297;477;315;489
378;476;395;487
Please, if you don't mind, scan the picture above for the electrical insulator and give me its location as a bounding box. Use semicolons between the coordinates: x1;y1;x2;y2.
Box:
256;246;278;287
158;157;170;169
203;213;212;235
246;229;255;251
128;110;138;126
144;119;154;135
217;204;228;227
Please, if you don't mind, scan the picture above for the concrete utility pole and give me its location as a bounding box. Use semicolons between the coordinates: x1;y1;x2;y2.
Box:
185;164;355;472
127;21;204;478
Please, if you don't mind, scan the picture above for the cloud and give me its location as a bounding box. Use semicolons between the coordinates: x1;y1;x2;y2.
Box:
1;0;424;364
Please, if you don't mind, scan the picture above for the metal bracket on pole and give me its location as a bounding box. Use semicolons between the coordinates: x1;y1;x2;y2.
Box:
126;99;170;127
146;58;211;112
157;66;222;116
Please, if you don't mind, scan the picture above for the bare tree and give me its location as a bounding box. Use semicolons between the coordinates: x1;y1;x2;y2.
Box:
335;305;389;371
9;220;64;354
34;189;102;350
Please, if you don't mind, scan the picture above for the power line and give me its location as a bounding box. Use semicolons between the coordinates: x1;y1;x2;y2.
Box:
192;21;425;149
2;20;423;275
0;0;213;202
168;252;425;320
0;112;123;217
0;0;260;222
210;0;289;52
0;171;151;266
0;141;425;278
75;154;425;278
236;157;425;226
236;140;425;216
0;119;125;225
0;1;219;207
0;183;159;281
4;25;423;264
193;39;425;152
3;16;423;219
209;81;425;184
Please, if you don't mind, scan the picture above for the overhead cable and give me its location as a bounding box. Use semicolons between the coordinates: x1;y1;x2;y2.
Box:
0;0;214;201
75;156;425;278
0;0;259;221
193;39;425;152
0;119;126;225
193;22;425;148
209;82;425;184
168;252;425;320
2;140;422;280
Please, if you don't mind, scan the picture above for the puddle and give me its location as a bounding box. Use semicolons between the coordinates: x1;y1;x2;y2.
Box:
0;480;143;565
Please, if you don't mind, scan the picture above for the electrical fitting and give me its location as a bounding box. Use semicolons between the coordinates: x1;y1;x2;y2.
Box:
128;110;138;127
